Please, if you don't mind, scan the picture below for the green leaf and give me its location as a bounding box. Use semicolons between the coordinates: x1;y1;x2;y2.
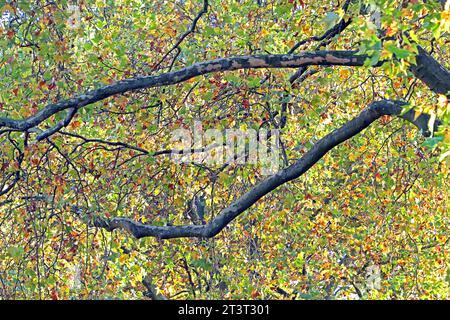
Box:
387;45;412;59
7;246;24;259
422;136;443;150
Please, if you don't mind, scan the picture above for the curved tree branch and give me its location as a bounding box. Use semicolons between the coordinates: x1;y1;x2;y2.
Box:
0;51;370;132
91;99;441;240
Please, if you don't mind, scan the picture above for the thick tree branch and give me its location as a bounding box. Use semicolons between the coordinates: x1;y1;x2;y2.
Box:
91;100;440;240
411;45;450;97
156;0;208;68
0;51;370;132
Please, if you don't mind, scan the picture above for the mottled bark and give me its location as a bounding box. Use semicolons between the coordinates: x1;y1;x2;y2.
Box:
1;47;448;134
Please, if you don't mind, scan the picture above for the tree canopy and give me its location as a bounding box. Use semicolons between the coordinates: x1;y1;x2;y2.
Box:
0;0;449;300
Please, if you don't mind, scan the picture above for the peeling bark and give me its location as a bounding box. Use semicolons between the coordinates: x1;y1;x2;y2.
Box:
0;51;368;132
1;47;448;134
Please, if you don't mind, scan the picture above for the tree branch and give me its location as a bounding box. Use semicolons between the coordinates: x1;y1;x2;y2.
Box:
288;0;353;83
36;107;77;141
59;130;225;157
155;0;208;68
411;45;450;97
1;46;448;135
0;51;370;132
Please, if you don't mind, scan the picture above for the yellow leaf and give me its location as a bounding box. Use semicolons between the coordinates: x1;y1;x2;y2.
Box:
413;110;421;120
339;69;350;79
119;254;127;263
301;24;311;35
385;21;398;37
54;54;64;63
401;8;414;19
1;4;14;14
164;26;177;37
174;196;184;206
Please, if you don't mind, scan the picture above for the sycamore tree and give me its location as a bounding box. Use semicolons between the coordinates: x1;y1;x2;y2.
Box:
0;0;449;300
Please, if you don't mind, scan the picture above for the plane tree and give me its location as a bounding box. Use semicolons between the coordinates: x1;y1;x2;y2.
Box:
0;0;449;299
